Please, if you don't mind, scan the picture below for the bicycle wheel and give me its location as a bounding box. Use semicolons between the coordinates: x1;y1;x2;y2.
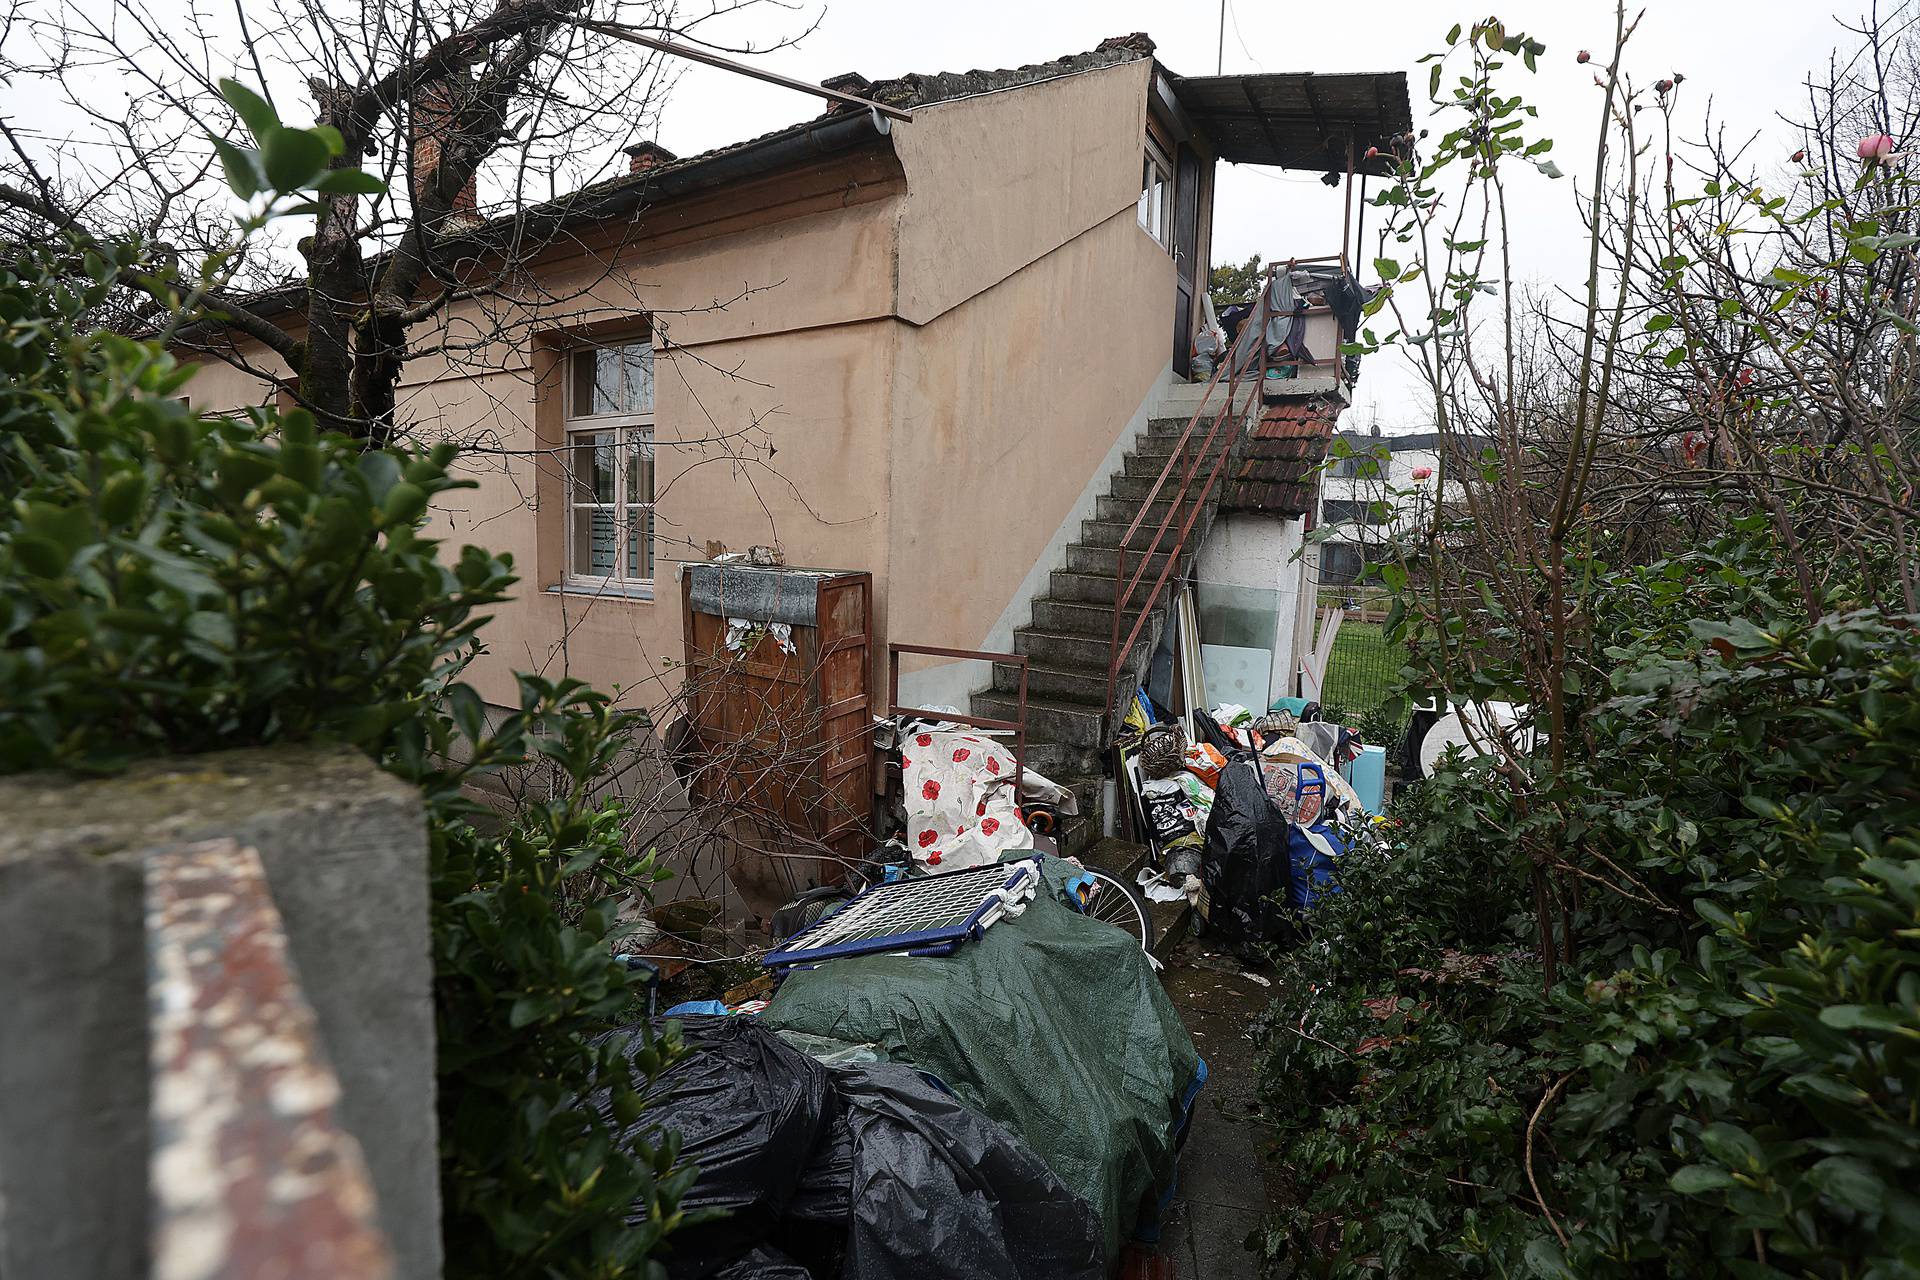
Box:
1073;867;1157;953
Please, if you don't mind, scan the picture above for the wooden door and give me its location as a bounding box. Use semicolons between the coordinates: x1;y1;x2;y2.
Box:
1170;143;1203;377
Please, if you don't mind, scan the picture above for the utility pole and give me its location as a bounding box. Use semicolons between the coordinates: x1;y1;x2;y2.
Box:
1217;0;1226;73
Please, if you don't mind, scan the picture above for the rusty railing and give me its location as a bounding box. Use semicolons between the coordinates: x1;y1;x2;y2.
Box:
887;643;1027;789
1103;254;1354;719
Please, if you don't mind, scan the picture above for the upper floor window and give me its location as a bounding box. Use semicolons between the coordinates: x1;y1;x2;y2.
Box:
1319;541;1366;586
564;341;654;593
1137;138;1173;247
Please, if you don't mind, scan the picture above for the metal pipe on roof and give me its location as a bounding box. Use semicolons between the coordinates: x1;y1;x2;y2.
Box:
581;23;914;122
1341;135;1355;274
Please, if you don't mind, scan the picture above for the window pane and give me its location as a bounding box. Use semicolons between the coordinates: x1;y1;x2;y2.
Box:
625;430;654;581
567;430;615;503
571;505;617;577
570;342;652;416
623;344;654;415
570;351;598;415
625;508;653;580
630;436;654;503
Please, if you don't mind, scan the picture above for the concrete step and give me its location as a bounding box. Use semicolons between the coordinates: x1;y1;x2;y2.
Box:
1079;517;1204;550
1132;432;1200;459
1123;449;1203;480
1073;836;1191;963
1065;542;1177;580
1079;836;1150;880
1149;897;1192;967
974;691;1107;747
1049;569;1123;604
1110;473;1214;502
1136;418;1198;443
992;659;1109;705
1012;625;1153;671
1021;738;1106;780
1059;813;1102;859
1030;596;1124;636
1051;775;1109;860
1094;493;1184;525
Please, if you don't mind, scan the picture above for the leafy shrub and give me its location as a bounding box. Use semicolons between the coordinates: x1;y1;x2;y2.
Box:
0;100;690;1278
1258;549;1920;1278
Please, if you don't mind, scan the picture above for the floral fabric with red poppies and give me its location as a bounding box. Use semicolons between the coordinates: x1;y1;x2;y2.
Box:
900;731;1031;871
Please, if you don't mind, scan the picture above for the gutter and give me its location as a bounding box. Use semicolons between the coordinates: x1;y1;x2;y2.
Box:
548;107;894;228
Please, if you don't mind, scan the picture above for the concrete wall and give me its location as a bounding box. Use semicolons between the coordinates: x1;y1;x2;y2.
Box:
402;174;908;709
885;58;1175;700
0;746;437;1280
892;60;1154;325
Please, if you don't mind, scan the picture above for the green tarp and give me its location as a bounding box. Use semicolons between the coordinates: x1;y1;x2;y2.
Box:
760;857;1203;1259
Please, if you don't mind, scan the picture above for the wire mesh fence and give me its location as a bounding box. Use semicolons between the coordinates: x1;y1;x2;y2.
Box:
1315;612;1409;744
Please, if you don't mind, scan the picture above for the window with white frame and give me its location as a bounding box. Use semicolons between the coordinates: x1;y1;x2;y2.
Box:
564;340;655;592
1137;138;1173;247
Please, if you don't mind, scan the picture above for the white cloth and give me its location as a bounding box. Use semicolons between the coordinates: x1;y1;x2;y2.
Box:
900;731;1031;871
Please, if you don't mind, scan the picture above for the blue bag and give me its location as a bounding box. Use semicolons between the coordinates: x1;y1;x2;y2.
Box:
1286;764;1347;911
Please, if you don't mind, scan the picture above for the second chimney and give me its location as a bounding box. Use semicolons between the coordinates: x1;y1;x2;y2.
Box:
623;140;678;176
412;78;481;230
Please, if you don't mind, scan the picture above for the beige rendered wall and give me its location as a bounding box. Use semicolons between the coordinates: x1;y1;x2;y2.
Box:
178;58;1181;722
392;190;905;711
892;59;1154;326
883;59;1176;692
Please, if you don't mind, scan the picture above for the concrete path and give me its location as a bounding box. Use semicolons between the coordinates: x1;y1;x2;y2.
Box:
1154;941;1286;1279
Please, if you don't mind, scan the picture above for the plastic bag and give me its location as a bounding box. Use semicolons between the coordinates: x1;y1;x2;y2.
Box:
1199;757;1296;954
591;1016;835;1278
833;1063;1103;1280
1182;742;1226;788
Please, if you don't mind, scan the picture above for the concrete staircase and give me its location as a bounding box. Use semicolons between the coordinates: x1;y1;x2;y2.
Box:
974;382;1252;856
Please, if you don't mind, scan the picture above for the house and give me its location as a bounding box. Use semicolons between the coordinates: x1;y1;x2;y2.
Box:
1318;429;1460;586
182;34;1409;865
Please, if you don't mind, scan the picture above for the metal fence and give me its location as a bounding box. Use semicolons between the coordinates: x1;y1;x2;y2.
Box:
1315;612;1408;738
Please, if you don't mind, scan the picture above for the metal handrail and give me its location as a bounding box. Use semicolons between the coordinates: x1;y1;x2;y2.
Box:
888;643;1027;790
1101;257;1355;721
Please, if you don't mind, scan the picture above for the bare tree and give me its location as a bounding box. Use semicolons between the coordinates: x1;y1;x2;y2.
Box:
0;0;814;444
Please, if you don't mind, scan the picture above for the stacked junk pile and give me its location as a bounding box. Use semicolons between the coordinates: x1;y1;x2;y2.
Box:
1118;694;1389;960
614;563;1205;1279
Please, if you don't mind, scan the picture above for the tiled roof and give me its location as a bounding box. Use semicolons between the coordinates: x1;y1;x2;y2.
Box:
190;36;1161;325
859;34;1156;109
566;35;1156;223
1223;396;1340;516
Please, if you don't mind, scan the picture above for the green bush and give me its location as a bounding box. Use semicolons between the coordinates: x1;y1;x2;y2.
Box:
0;98;691;1278
1257;549;1920;1278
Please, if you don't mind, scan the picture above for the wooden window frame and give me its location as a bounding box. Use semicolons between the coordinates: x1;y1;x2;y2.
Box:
1138;136;1175;249
562;340;656;598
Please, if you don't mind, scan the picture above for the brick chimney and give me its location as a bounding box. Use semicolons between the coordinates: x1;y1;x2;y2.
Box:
622;140;678;176
818;72;871;115
411;79;480;231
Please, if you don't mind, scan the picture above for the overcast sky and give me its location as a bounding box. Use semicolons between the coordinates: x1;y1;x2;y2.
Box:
656;0;1863;432
4;0;1868;429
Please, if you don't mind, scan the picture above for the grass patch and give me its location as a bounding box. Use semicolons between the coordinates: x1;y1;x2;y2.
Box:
1318;620;1405;716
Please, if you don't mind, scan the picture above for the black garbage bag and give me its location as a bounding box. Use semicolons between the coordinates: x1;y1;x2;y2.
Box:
589;1016;836;1278
1200;754;1297;954
709;1246;815;1280
830;1063;1103;1280
593;1018;1103;1279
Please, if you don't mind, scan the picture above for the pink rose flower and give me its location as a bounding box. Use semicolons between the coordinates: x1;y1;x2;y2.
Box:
1411;465;1434;480
1859;133;1899;163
